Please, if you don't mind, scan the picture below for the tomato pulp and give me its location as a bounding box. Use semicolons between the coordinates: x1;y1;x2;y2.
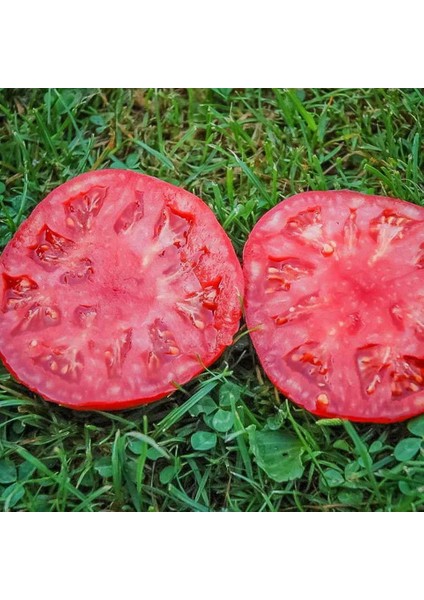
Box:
0;170;243;410
244;190;424;423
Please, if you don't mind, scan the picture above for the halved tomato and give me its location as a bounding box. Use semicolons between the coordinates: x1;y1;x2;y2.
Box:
243;190;424;423
0;170;243;410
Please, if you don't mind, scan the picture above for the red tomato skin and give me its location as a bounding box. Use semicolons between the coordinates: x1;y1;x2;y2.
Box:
0;170;244;410
0;347;227;411
243;190;424;424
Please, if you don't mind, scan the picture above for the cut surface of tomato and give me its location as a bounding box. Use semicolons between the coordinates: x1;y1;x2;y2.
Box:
0;170;243;410
243;190;424;423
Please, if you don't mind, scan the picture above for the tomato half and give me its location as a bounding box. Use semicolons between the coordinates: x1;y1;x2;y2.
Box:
0;170;243;410
243;190;424;423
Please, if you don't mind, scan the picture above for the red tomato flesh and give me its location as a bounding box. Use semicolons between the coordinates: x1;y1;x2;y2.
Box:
0;170;243;410
244;190;424;423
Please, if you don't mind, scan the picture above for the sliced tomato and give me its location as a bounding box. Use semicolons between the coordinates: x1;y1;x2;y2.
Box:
243;190;424;423
0;170;243;410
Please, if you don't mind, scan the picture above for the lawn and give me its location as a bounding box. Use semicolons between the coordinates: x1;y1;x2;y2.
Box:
0;87;423;512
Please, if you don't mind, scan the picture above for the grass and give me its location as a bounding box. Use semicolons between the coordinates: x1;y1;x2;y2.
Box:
0;87;423;512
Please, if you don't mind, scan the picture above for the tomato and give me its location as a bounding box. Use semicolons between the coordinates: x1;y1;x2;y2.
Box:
243;190;424;423
0;170;243;410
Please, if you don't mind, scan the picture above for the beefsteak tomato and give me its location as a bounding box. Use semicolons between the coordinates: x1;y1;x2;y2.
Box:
244;190;424;423
0;170;243;410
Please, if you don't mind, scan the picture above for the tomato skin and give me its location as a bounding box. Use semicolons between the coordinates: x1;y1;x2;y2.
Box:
244;190;424;424
0;349;221;411
0;170;243;410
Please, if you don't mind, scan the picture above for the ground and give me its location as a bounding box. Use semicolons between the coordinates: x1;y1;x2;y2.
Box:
0;88;423;512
